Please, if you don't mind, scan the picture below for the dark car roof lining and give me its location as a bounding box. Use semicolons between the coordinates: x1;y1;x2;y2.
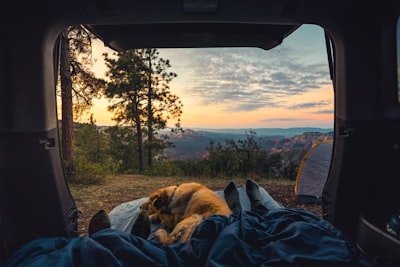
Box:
89;0;302;23
87;23;301;51
85;0;305;51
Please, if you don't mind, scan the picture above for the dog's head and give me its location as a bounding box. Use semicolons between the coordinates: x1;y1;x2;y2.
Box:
141;186;177;214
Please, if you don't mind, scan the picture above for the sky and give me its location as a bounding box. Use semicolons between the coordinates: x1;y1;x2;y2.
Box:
85;24;334;129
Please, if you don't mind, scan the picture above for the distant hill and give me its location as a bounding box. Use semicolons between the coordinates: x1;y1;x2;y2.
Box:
161;129;212;160
191;127;332;137
72;123;333;162
162;128;333;160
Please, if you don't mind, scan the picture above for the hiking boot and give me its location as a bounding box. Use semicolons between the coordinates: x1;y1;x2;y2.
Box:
88;209;111;236
223;181;242;212
131;210;151;239
245;179;268;212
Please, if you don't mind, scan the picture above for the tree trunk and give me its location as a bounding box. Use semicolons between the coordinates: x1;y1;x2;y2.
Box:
147;56;153;168
60;30;75;181
132;102;144;172
135;119;144;173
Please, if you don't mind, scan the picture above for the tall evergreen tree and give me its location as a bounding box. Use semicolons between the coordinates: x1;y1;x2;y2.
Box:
58;25;105;181
103;49;182;172
59;30;74;179
137;49;182;167
103;50;147;172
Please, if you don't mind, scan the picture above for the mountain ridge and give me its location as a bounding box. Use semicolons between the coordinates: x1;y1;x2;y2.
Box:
162;128;333;160
162;127;333;137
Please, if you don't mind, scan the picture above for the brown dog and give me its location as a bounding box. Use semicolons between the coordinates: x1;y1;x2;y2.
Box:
140;182;232;243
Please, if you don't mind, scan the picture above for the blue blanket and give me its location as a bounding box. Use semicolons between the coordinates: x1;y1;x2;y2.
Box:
4;208;371;267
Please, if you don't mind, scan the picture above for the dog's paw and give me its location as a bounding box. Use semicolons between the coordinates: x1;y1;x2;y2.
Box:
155;228;169;243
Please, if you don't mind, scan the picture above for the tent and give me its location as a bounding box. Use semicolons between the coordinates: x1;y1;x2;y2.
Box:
295;141;333;204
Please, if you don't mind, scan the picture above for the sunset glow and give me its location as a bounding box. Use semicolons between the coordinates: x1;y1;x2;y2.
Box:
74;24;334;129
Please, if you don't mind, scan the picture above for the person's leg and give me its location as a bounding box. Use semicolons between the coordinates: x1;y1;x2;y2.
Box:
223;181;242;213
245;179;269;212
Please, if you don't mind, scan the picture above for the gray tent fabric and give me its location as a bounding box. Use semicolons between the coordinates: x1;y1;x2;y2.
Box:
295;141;333;204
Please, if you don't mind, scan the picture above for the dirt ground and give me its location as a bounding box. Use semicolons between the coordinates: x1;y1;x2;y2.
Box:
69;175;323;236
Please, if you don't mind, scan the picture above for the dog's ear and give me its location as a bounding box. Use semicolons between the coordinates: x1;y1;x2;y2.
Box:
152;193;167;209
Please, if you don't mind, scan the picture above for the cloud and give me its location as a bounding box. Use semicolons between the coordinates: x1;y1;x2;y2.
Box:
288;100;331;110
313;109;334;114
159;25;332;113
259;117;308;123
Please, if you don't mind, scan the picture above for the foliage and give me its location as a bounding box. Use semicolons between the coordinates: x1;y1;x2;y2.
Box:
103;50;147;125
174;160;210;177
73;116;119;184
66;26;106;118
103;49;182;172
74;156;118;185
71;121;301;182
137;131;300;179
104;126;139;173
143;161;184;177
198;131;299;179
135;49;183;133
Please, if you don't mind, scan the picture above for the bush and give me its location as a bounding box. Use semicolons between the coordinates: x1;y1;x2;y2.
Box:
144;161;184;177
73;155;119;185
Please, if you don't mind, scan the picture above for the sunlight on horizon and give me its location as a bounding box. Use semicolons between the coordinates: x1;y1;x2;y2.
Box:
83;83;333;129
69;24;334;129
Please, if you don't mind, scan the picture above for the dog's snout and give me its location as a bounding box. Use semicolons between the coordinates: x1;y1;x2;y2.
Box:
140;201;148;211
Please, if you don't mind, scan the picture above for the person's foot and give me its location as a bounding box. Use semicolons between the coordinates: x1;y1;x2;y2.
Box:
224;181;242;212
131;210;151;239
88;209;111;236
245;179;268;212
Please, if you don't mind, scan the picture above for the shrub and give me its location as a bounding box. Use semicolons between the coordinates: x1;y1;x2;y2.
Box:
144;161;184;177
73;155;119;184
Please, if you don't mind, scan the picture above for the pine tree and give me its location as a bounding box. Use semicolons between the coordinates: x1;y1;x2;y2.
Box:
58;25;106;181
137;49;182;168
103;49;182;172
